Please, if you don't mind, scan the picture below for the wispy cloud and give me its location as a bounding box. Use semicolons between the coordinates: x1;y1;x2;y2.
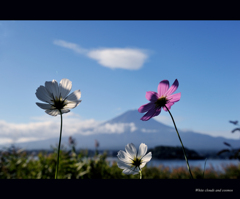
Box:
53;39;149;70
141;128;157;133
0;112;237;146
0;113;138;145
0;113;100;144
53;40;88;54
93;122;137;134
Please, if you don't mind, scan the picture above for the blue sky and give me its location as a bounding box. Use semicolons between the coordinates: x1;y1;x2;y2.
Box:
0;20;240;144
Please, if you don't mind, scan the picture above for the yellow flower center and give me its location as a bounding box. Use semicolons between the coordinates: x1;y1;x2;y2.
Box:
155;96;168;108
51;96;67;110
131;157;142;167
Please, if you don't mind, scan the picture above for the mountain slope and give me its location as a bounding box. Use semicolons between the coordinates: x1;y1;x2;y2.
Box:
1;110;239;152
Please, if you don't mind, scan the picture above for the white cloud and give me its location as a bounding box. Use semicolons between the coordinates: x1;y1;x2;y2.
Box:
53;40;87;54
196;129;240;140
0;113;238;146
0;113;101;144
80;122;137;135
87;48;148;70
141;128;157;133
0;138;13;145
0;113;138;145
53;39;149;70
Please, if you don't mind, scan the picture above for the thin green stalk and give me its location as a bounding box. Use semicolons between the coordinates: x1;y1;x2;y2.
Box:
164;105;194;179
202;158;207;178
55;109;63;179
139;169;142;179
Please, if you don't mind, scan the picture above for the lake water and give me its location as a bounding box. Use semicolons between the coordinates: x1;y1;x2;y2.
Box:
106;157;240;172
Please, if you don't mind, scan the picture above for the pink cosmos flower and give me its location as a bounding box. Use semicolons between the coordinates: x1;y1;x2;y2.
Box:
138;79;181;121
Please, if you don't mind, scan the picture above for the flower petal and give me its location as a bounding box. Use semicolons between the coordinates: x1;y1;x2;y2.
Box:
165;79;179;96
141;152;152;163
117;160;132;169
145;91;158;102
59;79;72;99
36;102;52;110
45;80;60;99
140;107;158;121
167;92;181;103
123;167;139;175
125;143;137;159
139;162;147;169
163;102;174;111
60;109;70;114
64;100;82;109
158;80;169;97
45;109;60;116
117;150;133;164
66;90;81;101
137;143;148;159
152;107;161;117
138;102;155;113
35;86;53;104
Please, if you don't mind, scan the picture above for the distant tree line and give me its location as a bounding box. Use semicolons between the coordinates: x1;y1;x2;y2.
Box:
147;145;205;160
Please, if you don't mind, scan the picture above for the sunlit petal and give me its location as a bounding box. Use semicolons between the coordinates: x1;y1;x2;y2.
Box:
145;91;158;102
64;100;82;109
158;80;169;97
117;160;132;169
140;107;157;121
139;162;147;169
163;102;174;111
152;107;161;117
36;102;52;110
125;143;137;159
61;109;70;114
165;79;179;96
66;90;81;101
137;143;148;159
117;150;133;164
59;78;72;99
35;86;53;104
45;80;59;99
138;102;155;113
45;109;59;116
123;167;139;175
167;92;181;103
141;152;152;163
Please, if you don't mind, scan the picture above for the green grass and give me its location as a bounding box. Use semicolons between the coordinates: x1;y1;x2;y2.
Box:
0;145;240;179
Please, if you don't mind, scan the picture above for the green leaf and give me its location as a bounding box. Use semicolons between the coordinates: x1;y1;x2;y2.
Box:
229;120;238;125
231;128;240;133
224;142;231;147
217;149;230;155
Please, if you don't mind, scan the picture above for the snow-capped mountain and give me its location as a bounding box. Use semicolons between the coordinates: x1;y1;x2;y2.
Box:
1;110;239;152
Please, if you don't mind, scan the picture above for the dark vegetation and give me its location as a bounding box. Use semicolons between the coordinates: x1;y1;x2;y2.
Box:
217;120;240;160
0;119;239;179
0;144;240;179
147;145;205;160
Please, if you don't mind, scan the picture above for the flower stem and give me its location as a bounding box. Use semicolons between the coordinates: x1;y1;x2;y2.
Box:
202;158;207;178
139;170;142;179
164;105;194;179
55;110;63;179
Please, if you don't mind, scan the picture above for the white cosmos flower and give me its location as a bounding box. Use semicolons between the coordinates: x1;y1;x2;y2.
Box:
117;143;152;175
35;78;82;116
